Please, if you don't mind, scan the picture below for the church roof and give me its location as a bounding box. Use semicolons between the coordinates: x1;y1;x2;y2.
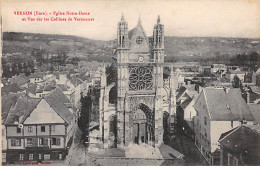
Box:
128;18;150;53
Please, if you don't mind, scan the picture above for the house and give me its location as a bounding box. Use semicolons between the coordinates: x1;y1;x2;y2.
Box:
176;84;201;138
8;74;30;89
193;87;255;165
226;69;245;82
1;83;21;96
4;88;76;163
28;72;45;84
211;64;227;74
219;125;260;166
1;93;20;164
26;84;38;98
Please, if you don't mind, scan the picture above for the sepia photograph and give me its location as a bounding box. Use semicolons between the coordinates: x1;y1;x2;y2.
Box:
0;0;260;166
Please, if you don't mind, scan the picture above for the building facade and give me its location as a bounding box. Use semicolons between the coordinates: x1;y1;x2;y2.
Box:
4;88;76;163
99;15;176;148
193;88;255;165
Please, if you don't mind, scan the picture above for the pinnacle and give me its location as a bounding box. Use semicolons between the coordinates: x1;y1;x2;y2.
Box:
157;15;160;24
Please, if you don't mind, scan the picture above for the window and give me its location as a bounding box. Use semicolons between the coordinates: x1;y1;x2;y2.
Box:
28;126;33;133
39;138;48;146
41;126;45;132
59;153;63;160
11;139;15;146
19;154;24;161
29;154;33;161
204;117;207;125
17;127;21;133
39;154;42;160
44;154;50;160
51;125;55;132
27;138;33;146
51;138;61;146
11;139;21;146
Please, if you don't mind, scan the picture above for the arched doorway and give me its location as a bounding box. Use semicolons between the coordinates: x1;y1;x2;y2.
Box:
108;115;117;147
163;112;170;144
130;103;154;145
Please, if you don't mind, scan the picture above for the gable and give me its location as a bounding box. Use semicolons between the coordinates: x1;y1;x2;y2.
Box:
193;90;210;118
23;99;65;124
128;22;150;57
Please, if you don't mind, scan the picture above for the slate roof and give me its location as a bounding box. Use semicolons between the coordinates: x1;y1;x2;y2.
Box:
68;75;84;86
1;83;21;95
57;84;69;91
249;104;260;123
128;19;150;53
219;125;260;165
29;72;44;78
43;84;56;91
44;87;73;124
5;94;40;124
180;97;193;110
200;88;254;121
176;86;187;101
26;84;37;95
9;75;30;87
1;93;20;123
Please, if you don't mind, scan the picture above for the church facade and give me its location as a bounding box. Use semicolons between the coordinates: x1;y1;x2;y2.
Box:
99;14;177;149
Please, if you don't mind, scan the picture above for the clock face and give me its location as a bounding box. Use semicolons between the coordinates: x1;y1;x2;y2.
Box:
129;66;153;91
136;36;144;44
138;56;144;62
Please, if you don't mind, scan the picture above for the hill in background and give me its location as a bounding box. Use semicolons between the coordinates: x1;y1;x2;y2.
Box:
2;32;260;62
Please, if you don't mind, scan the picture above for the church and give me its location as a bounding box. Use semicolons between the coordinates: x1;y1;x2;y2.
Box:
99;14;177;149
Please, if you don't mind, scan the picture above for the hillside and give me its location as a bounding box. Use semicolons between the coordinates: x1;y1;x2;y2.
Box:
2;32;260;62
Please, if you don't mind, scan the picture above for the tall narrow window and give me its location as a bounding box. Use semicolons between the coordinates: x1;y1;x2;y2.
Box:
27;138;33;146
19;154;24;161
29;154;33;161
28;126;33;133
51;125;55;132
41;126;45;132
17;127;21;133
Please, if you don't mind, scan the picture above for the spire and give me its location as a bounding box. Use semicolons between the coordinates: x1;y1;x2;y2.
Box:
121;13;125;21
136;13;142;27
157;15;160;24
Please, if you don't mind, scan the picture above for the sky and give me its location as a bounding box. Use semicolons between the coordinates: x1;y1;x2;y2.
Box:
1;0;260;40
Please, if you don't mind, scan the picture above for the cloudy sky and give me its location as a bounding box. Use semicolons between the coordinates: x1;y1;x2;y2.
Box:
1;0;260;40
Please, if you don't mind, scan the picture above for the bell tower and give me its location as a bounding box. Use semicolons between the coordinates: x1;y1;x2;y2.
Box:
116;13;130;147
153;15;165;146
